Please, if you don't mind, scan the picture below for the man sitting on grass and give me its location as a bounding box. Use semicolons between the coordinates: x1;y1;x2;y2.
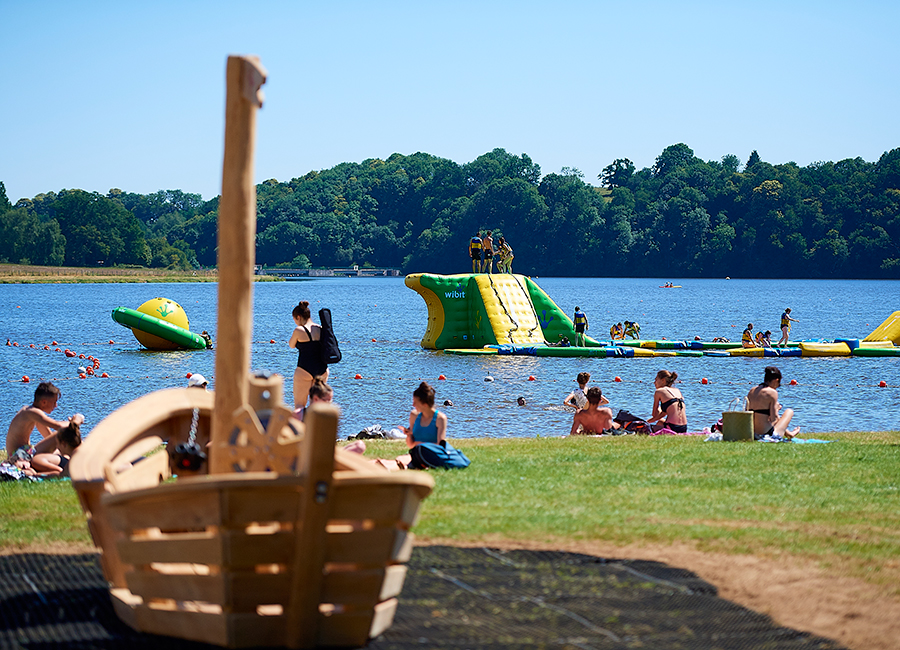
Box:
569;387;619;435
5;382;84;461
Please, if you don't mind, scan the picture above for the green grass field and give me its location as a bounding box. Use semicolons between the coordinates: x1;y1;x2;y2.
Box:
2;433;898;595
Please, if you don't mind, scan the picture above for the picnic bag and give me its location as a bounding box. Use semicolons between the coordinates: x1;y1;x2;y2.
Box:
613;409;653;434
318;307;342;364
409;441;471;470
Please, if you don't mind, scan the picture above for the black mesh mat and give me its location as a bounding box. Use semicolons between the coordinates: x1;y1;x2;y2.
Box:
0;547;845;649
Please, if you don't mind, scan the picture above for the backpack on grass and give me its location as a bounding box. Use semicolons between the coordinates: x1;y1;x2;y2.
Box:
318;308;342;364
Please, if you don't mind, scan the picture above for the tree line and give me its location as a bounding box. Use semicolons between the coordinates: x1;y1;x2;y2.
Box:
2;143;899;278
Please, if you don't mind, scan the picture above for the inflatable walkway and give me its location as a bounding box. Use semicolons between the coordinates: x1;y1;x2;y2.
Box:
405;274;900;358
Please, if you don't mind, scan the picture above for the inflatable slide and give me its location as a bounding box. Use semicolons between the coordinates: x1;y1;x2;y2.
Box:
404;273;601;349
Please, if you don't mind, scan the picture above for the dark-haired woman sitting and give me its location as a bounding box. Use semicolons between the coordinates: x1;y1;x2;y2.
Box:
648;370;688;433
401;382;447;449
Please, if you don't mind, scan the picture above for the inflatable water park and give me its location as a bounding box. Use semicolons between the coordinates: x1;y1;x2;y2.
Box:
405;273;900;358
112;297;211;351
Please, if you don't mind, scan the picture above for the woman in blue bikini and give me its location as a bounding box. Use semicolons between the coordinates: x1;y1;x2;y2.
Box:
401;382;447;449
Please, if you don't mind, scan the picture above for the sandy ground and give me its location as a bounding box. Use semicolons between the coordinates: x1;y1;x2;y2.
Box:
421;536;900;650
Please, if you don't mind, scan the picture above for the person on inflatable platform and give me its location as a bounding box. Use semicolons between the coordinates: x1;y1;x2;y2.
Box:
481;229;494;273
468;232;482;273
573;306;588;346
777;308;799;347
497;236;513;273
741;323;755;348
401;382;447;449
609;322;624;340
746;366;800;440
5;382;84;460
624;321;641;339
569;387;618;435
648;370;688;433
289;300;329;410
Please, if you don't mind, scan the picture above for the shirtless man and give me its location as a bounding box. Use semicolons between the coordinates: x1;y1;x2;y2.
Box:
481;230;494;273
746;366;800;440
5;382;84;460
569;387;618;435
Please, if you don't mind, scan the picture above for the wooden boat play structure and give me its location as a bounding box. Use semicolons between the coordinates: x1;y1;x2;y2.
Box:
70;55;434;648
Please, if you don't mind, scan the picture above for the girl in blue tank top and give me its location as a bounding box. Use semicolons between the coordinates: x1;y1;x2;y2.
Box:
401;381;447;448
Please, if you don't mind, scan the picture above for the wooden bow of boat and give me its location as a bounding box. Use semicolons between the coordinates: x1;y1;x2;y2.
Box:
68;54;434;649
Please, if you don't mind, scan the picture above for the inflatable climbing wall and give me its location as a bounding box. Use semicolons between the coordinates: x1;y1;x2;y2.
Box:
405;273;600;349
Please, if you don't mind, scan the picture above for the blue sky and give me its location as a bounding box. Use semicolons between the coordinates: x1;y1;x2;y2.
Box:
2;1;898;202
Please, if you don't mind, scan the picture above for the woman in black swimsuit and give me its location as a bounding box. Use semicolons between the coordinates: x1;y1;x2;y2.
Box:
648;370;688;433
288;300;329;409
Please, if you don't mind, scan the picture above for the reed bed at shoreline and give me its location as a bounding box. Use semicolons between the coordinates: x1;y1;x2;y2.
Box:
0;264;279;283
2;433;897;595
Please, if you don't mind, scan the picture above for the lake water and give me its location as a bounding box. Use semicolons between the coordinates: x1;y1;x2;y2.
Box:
1;276;899;448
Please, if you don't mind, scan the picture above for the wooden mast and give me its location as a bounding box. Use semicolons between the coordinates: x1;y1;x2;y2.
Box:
210;55;267;474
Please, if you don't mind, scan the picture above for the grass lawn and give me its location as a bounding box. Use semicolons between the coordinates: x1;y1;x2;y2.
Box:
2;432;898;596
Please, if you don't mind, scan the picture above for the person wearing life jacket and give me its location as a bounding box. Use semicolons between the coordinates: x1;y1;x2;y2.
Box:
609;322;624;340
741;323;755;348
624;321;641;339
573;306;588;346
777;308;799;347
468;232;482;273
497;236;513;273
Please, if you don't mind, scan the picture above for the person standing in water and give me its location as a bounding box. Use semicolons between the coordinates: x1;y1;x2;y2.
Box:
573;306;588;346
288;300;328;409
777;308;799;347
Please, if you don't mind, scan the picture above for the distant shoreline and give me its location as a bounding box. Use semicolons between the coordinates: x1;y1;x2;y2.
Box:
0;264;280;284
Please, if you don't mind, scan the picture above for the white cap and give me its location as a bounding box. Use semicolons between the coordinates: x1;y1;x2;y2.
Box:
187;373;208;388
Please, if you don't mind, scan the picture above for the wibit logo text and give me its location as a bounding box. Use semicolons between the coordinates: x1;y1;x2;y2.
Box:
445;291;466;299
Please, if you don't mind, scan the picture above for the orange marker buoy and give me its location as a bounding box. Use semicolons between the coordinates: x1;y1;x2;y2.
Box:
789;379;798;386
372;338;377;342
29;343;35;348
527;375;536;381
79;353;86;359
186;372;193;378
701;377;708;385
438;374;446;380
88;356;94;361
879;380;887;388
270;339;276;344
614;376;622;382
86;367;94;375
12;342;18;347
79;373;86;379
101;372;109;378
65;349;76;357
354;373;362;379
109;340;114;344
22;376;30;383
93;361;100;369
55;348;61;352
52;341;58;345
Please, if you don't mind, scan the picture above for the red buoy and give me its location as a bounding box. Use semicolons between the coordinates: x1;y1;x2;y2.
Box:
438;374;446;380
29;343;35;348
43;345;50;350
86;367;94;375
614;376;622;382
372;338;377;342
270;339;275;344
186;372;193;378
52;341;58;345
79;373;86;379
354;373;362;379
65;349;76;357
79;353;86;359
701;377;708;385
528;375;536;381
789;379;798;386
879;380;887;388
101;372;109;378
22;375;30;383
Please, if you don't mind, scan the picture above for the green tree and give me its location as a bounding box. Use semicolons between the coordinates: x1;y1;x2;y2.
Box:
599;158;635;188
